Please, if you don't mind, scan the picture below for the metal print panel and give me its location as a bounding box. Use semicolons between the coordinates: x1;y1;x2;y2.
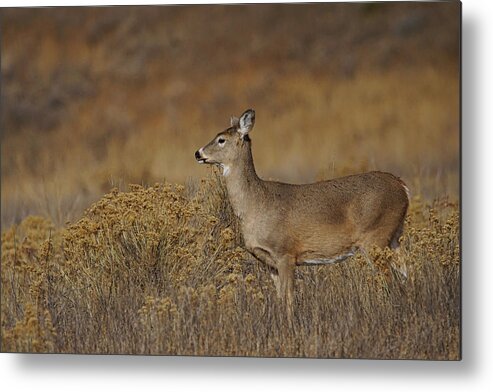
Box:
1;1;460;359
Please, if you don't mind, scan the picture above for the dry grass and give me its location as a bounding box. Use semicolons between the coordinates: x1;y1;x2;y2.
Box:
1;174;460;359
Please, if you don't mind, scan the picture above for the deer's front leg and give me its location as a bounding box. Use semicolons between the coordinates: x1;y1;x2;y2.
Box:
250;248;295;322
250;247;277;269
278;255;295;323
250;247;281;296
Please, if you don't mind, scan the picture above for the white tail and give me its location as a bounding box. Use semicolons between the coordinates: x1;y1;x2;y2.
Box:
195;109;409;320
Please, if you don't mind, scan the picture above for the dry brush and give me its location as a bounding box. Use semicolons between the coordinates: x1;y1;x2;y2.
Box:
1;173;460;359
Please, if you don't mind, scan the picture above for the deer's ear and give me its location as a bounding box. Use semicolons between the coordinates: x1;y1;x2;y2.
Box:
230;116;239;128
238;109;255;136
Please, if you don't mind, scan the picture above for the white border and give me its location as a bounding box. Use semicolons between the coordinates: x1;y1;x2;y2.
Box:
2;0;493;391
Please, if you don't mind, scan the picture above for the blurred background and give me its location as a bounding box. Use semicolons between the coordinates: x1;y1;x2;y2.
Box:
1;2;460;227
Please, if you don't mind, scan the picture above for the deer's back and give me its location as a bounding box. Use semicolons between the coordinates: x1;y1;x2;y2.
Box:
266;171;407;215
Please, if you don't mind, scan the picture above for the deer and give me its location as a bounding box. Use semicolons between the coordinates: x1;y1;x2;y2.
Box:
195;109;409;321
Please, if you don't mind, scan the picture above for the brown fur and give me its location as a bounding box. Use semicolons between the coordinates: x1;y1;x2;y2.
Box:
196;109;409;320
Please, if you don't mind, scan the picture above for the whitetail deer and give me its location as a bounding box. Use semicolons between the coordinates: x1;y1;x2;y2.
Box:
195;109;409;320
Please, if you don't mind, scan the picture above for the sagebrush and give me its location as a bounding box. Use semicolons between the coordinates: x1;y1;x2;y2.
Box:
1;174;460;359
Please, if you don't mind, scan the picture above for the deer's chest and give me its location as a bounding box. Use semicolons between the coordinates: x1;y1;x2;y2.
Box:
239;213;283;253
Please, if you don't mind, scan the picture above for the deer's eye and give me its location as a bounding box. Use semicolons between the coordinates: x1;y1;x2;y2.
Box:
218;138;226;145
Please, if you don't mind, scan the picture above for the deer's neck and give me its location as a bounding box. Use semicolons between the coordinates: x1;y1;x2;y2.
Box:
223;144;264;219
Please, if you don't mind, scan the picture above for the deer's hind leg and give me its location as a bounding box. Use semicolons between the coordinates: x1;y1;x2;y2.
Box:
359;227;407;279
389;220;408;278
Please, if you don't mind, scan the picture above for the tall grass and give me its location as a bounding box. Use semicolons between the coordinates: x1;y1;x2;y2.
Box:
1;174;460;359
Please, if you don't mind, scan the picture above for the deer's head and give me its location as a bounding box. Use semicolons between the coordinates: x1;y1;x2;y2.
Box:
195;109;255;174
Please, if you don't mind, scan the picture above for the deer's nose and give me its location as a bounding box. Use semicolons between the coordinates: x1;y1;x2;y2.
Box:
195;150;201;160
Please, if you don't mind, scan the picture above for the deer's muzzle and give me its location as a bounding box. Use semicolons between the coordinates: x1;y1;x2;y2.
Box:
195;149;207;163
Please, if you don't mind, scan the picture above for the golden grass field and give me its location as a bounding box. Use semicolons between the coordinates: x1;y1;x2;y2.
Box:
1;175;459;358
1;3;460;358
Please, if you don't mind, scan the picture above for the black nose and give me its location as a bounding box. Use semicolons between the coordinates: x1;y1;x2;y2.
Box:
195;150;201;160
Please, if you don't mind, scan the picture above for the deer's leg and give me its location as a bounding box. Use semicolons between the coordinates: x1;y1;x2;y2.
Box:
389;222;408;279
250;247;282;295
390;246;408;280
250;247;277;269
360;232;408;280
278;256;295;322
270;273;281;298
